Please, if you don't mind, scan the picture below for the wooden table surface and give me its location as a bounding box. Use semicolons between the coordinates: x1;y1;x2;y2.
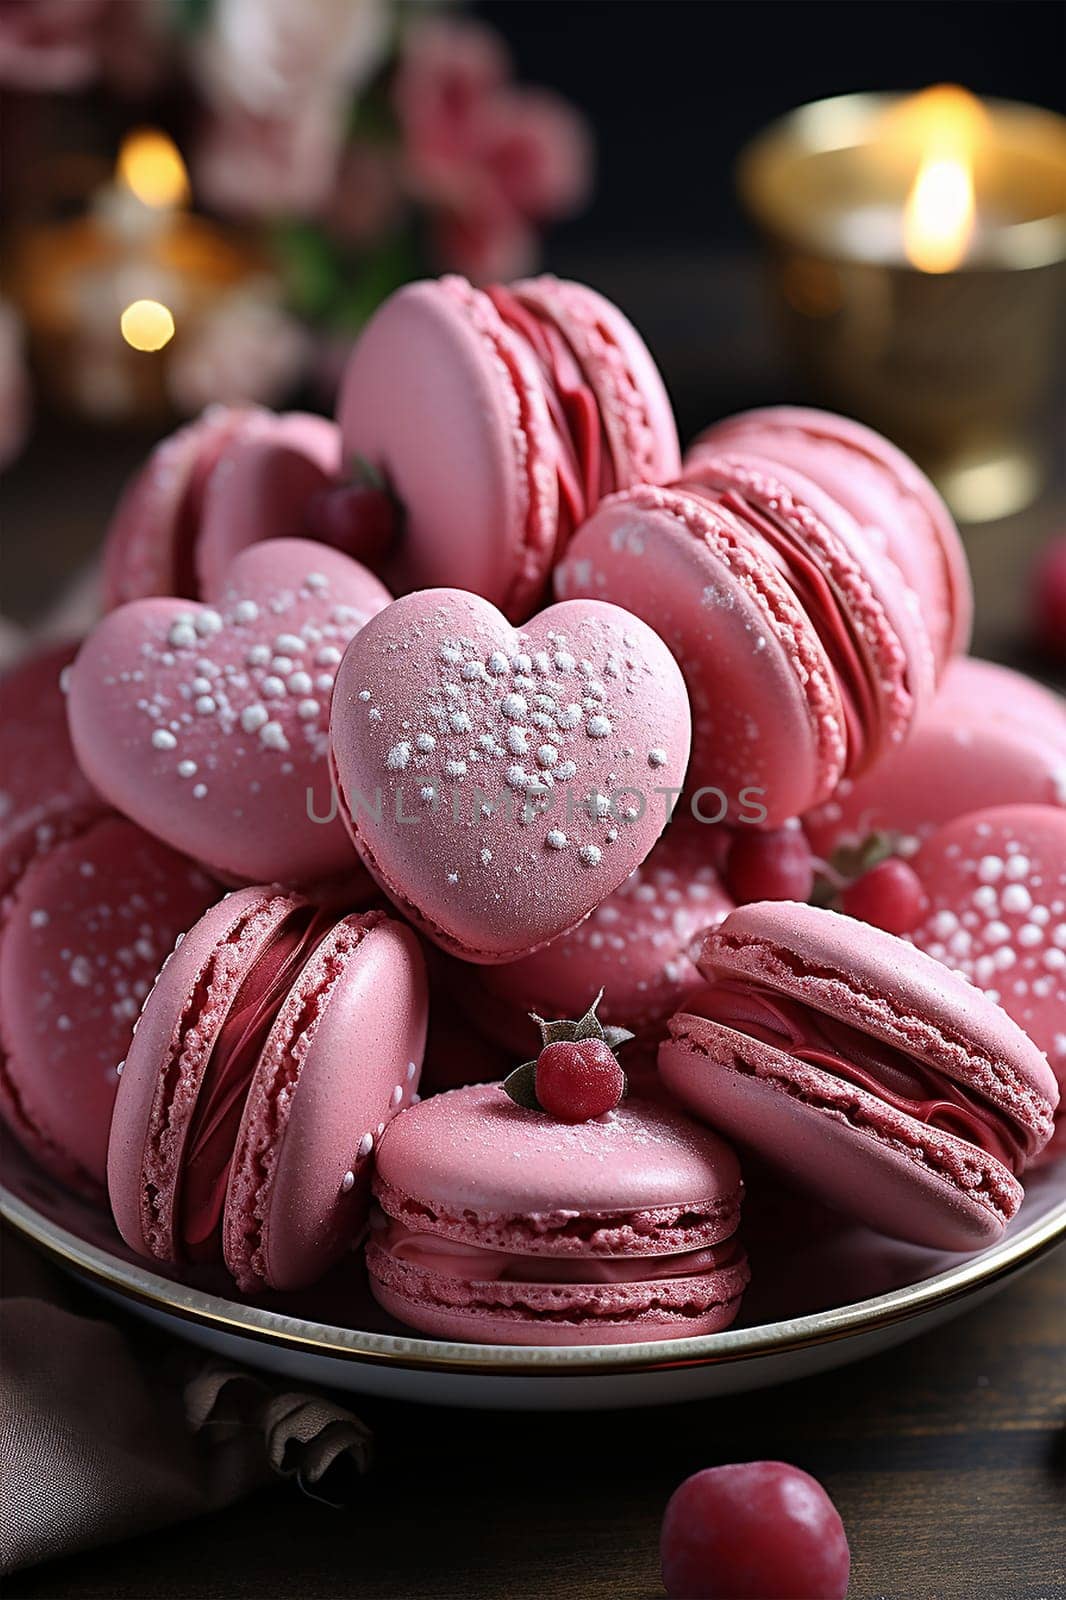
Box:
8;1248;1063;1600
4;253;1064;1600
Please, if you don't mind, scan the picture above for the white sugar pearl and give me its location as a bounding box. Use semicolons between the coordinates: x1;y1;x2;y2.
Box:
152;729;177;750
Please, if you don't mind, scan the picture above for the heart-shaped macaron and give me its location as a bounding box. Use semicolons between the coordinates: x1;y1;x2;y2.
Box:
68;540;391;886
330;588;692;962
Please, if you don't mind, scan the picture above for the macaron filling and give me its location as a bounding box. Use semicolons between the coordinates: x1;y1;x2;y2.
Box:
371;1212;743;1284
177;902;336;1254
692;982;1029;1174
487;285;614;546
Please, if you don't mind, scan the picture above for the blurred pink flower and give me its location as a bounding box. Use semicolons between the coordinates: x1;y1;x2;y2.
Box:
393;17;593;282
194;100;346;219
0;0;161;92
324;141;405;247
167;286;312;416
0;298;31;470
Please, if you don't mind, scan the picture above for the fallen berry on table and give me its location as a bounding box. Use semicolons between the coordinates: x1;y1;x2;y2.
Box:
660;1460;850;1600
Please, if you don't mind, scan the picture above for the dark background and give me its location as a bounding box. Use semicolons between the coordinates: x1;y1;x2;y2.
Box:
480;0;1066;256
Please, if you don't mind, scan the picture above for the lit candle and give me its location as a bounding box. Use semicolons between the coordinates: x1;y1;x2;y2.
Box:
737;88;1066;519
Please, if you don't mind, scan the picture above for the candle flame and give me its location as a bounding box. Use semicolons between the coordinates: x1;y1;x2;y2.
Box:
117;128;190;210
899;87;984;272
120;299;175;352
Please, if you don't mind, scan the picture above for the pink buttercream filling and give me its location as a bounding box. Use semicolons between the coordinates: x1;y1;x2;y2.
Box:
487;285;615;547
371;1211;743;1284
695;982;1027;1174
177;904;335;1254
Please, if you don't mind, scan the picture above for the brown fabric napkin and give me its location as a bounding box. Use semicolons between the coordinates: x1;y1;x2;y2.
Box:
0;1226;373;1575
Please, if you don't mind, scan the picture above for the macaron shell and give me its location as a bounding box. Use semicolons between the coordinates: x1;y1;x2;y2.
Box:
0;641;106;900
107;886;297;1259
102;406;263;607
329;588;692;962
805;659;1066;858
457;812;734;1056
688;406;972;666
700;901;1057;1151
68;539;391;885
374;1084;742;1250
367;1246;748;1346
556;486;843;825
195;413;341;595
337;278;558;618
908;805;1066;1144
223;913;427;1292
510;276;681;490
658;1014;1021;1250
1;818;216;1192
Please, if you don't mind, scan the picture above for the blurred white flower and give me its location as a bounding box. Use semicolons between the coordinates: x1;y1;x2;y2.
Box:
167;283;312;415
195;0;389;118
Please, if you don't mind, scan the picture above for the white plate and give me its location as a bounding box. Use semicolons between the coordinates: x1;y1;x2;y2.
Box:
3;1146;1063;1411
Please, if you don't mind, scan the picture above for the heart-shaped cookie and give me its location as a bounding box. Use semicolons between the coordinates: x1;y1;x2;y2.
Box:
329;588;691;962
68;540;391;885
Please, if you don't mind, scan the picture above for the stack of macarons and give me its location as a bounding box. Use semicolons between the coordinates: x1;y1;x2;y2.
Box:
2;270;1062;1350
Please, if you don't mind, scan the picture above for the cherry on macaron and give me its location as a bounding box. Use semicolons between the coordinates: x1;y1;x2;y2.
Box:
501;990;633;1123
660;1460;850;1600
841;856;928;934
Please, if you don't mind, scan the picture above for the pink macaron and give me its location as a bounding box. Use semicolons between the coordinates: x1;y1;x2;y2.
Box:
68;539;391;887
0;641;107;903
108;887;428;1292
805;659;1066;861
337;275;680;620
660;902;1057;1250
102;407;342;608
688;406;972;670
0;817;216;1193
907;805;1066;1151
329;586;692;962
367;1082;749;1345
451;812;734;1057
556;452;934;825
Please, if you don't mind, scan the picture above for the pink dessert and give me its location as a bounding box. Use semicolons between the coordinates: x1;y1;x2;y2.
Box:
556;452;935;826
0;641;107;903
660;902;1057;1250
0;817;215;1192
805;658;1066;860
108;887;427;1292
367;1082;748;1345
102;407;343;607
688;405;972;670
908;805;1066;1152
451;812;734;1056
329;587;692;962
68;539;391;887
337;275;680;620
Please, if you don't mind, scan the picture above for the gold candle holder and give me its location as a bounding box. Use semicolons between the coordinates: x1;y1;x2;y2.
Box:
737;90;1066;521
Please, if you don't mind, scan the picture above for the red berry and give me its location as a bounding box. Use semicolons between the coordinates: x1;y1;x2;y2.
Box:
304;483;397;566
1031;536;1066;660
725;825;814;905
842;856;928;933
535;1038;624;1122
661;1461;850;1600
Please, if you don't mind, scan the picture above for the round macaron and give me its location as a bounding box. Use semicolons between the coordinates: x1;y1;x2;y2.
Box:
367;1082;749;1345
69;539;391;887
687;405;972;670
556;451;933;825
451;812;734;1057
337;275;680;621
660;902;1058;1251
907;805;1066;1151
102;407;342;608
0;817;216;1193
108;888;428;1292
329;586;692;963
804;658;1066;860
0;641;106;904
